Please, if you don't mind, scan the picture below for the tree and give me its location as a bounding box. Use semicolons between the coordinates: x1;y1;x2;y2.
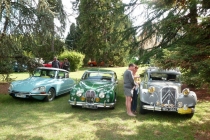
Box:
65;23;77;50
136;0;210;86
0;0;66;80
73;0;135;66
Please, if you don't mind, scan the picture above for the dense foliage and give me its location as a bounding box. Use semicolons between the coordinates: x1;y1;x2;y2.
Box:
59;50;85;72
0;0;67;80
137;0;210;86
66;0;137;66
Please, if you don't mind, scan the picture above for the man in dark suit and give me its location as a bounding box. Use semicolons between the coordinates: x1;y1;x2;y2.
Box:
62;58;70;71
52;57;60;68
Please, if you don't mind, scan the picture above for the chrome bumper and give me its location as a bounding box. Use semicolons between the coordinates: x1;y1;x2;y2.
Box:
143;105;162;111
143;105;194;114
23;94;50;96
68;100;115;108
9;92;50;96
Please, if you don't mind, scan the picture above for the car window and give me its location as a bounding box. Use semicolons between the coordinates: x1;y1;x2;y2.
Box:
34;69;42;77
149;72;180;82
150;73;167;81
65;72;69;78
57;71;65;79
113;73;117;81
33;69;56;78
83;72;113;80
48;71;55;78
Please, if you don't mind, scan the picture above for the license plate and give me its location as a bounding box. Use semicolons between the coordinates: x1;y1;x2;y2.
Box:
82;104;97;109
16;94;26;98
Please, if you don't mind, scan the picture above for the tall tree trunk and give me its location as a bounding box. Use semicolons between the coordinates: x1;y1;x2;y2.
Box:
188;0;197;24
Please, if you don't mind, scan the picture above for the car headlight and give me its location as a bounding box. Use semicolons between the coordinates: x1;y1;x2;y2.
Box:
8;84;13;91
148;86;155;93
182;88;190;96
32;86;46;92
76;90;83;97
99;92;105;98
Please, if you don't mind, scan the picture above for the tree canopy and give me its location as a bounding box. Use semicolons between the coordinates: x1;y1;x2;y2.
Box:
0;0;67;79
135;0;210;86
66;0;137;66
1;0;210;86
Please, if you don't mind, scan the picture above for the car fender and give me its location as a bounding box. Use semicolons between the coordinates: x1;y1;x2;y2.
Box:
177;91;197;107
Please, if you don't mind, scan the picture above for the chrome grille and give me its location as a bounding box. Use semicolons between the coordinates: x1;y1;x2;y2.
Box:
162;87;176;105
86;90;96;103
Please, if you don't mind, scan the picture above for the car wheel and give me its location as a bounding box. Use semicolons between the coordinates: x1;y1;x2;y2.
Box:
139;101;147;114
186;113;194;118
44;88;56;102
11;95;17;99
110;93;117;110
71;105;77;108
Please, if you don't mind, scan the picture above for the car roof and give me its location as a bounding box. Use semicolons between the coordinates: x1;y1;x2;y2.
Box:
36;67;68;72
85;68;115;73
145;67;181;75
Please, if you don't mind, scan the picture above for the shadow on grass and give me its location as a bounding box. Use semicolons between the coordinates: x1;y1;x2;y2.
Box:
1;91;210;140
3;134;44;140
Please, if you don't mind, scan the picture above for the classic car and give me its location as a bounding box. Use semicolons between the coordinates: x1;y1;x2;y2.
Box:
43;61;52;67
43;61;63;68
88;60;104;67
88;60;113;67
68;69;118;109
8;67;75;101
13;61;28;72
139;67;197;117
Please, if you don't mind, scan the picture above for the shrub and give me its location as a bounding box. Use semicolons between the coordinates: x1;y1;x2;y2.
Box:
59;50;85;71
0;60;14;82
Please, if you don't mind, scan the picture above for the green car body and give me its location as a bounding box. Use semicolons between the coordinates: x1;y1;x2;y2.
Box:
68;69;118;109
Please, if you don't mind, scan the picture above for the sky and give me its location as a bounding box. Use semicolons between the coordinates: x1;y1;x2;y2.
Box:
60;0;144;38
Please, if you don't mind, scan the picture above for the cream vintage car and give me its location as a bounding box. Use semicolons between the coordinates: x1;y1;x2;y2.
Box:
139;67;197;118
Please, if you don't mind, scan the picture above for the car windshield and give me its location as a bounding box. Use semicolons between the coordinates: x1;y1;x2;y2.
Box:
83;72;113;81
33;69;56;78
149;72;180;82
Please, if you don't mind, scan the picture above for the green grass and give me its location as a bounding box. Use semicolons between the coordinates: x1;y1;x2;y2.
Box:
0;67;210;140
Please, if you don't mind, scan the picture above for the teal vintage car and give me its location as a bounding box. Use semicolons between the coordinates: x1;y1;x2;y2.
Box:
8;67;75;101
68;69;118;109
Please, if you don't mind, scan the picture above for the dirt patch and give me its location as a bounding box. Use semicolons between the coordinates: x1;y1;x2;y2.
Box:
193;88;210;101
182;84;210;101
0;83;10;94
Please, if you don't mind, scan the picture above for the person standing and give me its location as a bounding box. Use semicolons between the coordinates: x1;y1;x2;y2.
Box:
131;66;140;114
123;63;136;117
62;58;70;71
52;57;60;68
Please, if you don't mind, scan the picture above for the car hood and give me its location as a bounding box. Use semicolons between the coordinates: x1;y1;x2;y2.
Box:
11;77;55;92
76;80;113;90
148;81;181;92
148;81;181;87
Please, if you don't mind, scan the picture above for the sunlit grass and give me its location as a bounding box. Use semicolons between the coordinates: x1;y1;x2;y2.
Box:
0;67;209;140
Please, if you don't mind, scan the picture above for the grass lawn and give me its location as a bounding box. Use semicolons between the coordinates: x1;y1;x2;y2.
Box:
0;67;210;140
